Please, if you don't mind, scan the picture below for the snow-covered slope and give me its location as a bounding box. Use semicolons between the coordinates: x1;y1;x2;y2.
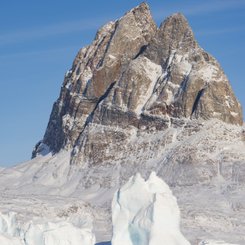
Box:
198;240;238;245
111;172;190;245
0;119;245;244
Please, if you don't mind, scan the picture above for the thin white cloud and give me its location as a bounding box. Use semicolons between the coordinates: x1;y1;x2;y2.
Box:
0;45;80;59
1;1;244;48
196;27;245;37
153;0;245;20
0;16;112;46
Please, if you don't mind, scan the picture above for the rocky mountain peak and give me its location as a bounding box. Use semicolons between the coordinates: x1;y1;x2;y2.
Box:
85;2;156;100
32;4;243;159
160;12;192;33
128;2;151;18
144;12;197;69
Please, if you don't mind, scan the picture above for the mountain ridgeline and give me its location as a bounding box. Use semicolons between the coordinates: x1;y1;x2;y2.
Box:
32;2;243;162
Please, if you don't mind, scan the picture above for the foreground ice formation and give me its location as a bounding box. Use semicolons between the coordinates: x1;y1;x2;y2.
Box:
111;172;190;245
0;212;95;245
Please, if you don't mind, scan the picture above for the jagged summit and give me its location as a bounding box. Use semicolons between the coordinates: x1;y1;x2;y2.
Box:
128;1;151;14
33;3;243;158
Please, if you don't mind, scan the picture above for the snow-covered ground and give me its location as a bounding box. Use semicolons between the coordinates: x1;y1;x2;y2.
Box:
0;119;244;244
198;240;238;245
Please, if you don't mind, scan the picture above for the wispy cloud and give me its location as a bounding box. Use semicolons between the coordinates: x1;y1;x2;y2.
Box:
0;45;80;60
0;16;112;46
1;1;244;49
196;27;245;37
153;0;245;20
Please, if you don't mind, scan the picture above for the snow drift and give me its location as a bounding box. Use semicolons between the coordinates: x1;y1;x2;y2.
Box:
111;172;190;245
0;211;95;245
198;240;238;245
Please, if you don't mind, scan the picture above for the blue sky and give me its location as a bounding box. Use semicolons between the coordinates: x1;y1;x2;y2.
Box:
0;0;244;167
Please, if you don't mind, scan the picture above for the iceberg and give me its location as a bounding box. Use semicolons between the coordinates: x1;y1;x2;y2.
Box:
0;234;22;245
0;211;95;245
111;172;190;245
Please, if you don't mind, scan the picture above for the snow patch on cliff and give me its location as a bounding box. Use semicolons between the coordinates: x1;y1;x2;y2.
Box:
133;57;162;115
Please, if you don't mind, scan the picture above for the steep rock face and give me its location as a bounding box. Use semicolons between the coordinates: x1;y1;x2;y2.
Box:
37;3;157;156
33;3;243;159
143;13;242;122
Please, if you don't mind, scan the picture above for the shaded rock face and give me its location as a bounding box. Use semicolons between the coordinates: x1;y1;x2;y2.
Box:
33;3;243;160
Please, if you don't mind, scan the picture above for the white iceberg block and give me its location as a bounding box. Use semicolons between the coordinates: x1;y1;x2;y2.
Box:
111;172;190;245
0;234;22;245
0;211;95;245
25;221;95;245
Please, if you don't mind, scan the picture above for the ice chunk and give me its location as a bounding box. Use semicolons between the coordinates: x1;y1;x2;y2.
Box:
0;212;96;245
0;234;22;245
25;222;96;245
111;172;190;245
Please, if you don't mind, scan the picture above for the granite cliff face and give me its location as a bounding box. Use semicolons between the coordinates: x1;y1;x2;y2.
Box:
33;2;243;161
